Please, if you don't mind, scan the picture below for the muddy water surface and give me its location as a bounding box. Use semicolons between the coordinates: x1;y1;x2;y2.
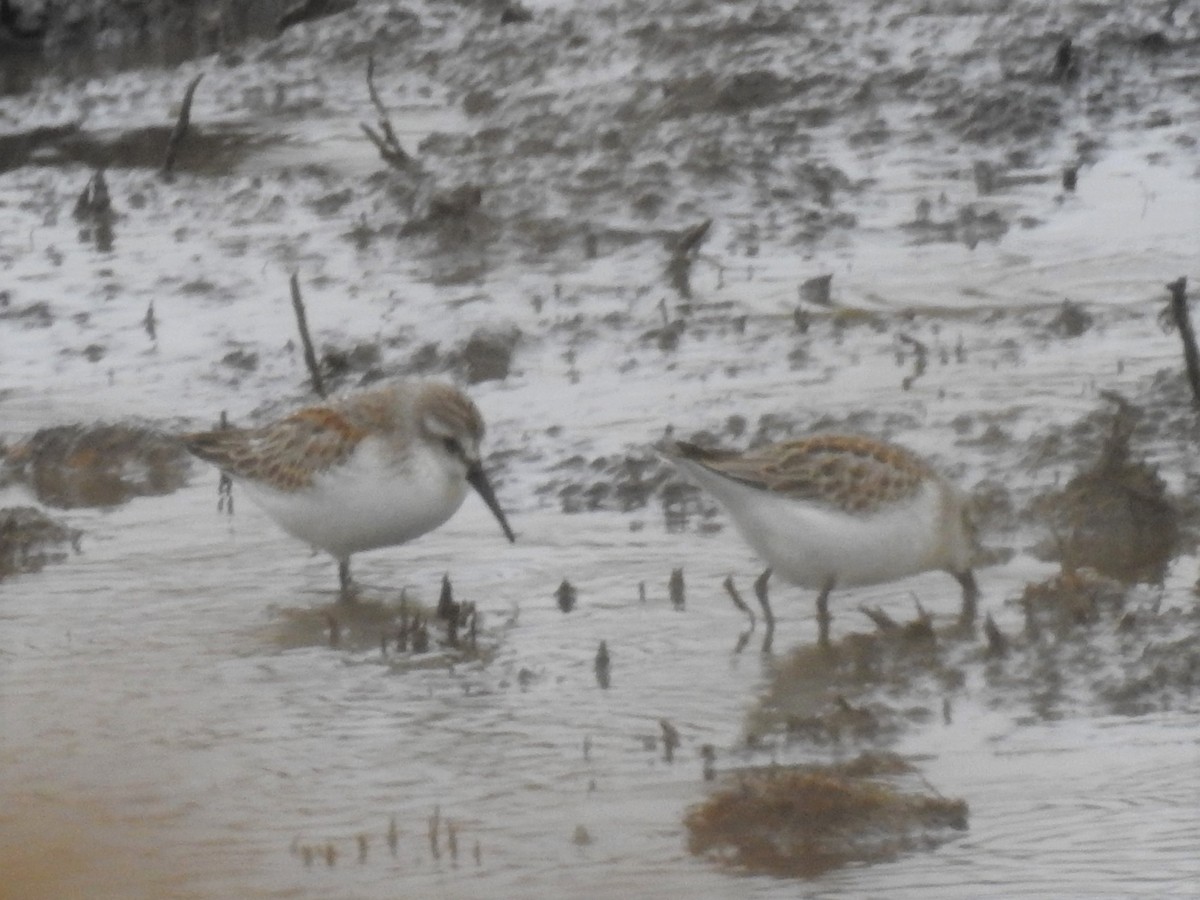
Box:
2;0;1199;897
4;489;1196;899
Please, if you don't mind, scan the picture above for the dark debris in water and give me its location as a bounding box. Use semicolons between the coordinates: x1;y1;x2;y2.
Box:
0;123;272;176
3;0;1191;289
1047;300;1095;338
455;327;520;385
744;561;1199;756
748;618;961;752
542;450;680;517
3;423;191;509
685;753;967;878
389;327;522;386
0;505;82;579
267;582;498;671
1029;396;1179;584
998;569;1200;718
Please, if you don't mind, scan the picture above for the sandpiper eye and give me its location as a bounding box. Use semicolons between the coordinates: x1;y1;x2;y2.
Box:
442;437;463;458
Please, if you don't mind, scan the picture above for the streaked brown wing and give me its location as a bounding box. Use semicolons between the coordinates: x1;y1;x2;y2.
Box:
673;435;930;514
184;406;367;491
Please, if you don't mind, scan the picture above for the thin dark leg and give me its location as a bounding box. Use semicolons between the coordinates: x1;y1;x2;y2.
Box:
953;569;978;625
816;577;836;648
338;558;354;602
753;569;774;653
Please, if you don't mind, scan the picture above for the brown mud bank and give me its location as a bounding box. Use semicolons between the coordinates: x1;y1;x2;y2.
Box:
6;0;1196;282
1;0;309;90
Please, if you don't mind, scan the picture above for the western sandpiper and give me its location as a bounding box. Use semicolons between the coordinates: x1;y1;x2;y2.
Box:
662;435;977;647
184;381;515;598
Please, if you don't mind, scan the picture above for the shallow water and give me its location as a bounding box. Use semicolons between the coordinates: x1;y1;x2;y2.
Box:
2;489;1198;898
3;0;1200;896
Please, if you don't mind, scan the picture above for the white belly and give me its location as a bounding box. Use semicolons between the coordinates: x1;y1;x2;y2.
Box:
680;461;949;589
240;439;468;560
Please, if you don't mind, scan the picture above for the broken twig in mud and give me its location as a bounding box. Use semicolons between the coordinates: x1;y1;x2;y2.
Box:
792;306;810;333
860;605;899;633
162;73;204;177
1020;594;1040;641
499;2;533;25
73;168;115;251
142;301;157;341
361;54;415;171
278;0;355;34
396;595;411;651
897;332;928;391
289;274;327;399
675;218;712;258
1052;37;1077;82
555;578;577;613
669;567;686;610
800;273;833;307
436;573;458;621
463;603;478;652
387;816;399;857
659;719;681;763
910;598;935;640
73;168;111;219
983;613;1008;658
1164;278;1200;407
594;640;611;689
666;218;712;299
428;806;441;860
411;614;429;653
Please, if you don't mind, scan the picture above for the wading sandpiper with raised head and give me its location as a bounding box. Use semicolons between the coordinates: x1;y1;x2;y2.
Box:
184;381;515;599
661;434;978;647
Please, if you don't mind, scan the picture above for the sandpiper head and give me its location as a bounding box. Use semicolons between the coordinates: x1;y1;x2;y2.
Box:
417;383;516;543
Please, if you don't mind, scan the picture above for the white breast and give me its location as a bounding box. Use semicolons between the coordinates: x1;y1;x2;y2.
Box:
679;460;953;589
241;437;468;560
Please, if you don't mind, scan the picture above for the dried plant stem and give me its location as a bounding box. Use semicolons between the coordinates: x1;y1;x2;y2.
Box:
361;54;414;171
289;273;327;399
1166;278;1200;407
162;73;204;176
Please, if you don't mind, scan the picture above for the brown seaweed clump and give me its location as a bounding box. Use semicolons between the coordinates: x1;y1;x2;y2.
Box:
1038;397;1178;584
3;423;190;509
1018;568;1130;633
685;755;967;877
0;506;81;579
1008;568;1200;717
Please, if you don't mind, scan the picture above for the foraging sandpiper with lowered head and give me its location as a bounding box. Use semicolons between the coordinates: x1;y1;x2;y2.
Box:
184;381;515;598
661;434;977;647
